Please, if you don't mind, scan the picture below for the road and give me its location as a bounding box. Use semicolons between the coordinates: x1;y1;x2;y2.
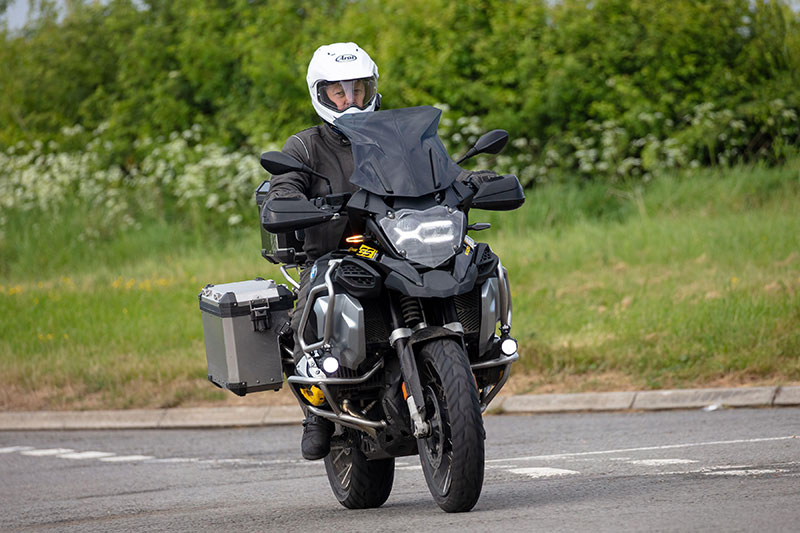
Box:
2;407;799;531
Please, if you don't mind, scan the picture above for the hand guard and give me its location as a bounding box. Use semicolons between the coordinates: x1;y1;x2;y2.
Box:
463;169;499;192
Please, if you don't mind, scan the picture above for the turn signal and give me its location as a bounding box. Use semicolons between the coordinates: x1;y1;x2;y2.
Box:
346;235;365;244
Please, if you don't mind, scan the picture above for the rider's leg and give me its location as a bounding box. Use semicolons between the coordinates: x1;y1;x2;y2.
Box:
291;263;335;460
291;266;312;366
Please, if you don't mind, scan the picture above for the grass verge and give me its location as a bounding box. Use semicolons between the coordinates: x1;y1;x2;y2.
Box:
1;163;799;409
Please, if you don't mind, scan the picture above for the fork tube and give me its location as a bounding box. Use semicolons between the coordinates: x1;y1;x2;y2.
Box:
388;293;426;420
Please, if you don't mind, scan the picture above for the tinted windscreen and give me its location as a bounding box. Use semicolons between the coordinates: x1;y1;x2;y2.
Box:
334;106;463;197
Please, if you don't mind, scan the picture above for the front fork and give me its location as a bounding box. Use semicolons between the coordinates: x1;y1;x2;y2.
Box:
387;293;431;438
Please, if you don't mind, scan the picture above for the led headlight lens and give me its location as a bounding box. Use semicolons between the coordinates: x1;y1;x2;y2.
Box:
379;205;465;268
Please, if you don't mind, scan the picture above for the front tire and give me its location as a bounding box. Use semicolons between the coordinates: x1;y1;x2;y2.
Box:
324;429;395;509
417;339;485;513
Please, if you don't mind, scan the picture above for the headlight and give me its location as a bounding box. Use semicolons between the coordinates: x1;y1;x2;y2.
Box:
379;205;465;268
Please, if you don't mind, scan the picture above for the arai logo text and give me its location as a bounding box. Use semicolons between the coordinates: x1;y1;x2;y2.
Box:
335;54;357;63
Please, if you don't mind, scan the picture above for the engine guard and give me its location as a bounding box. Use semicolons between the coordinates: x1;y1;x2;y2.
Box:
287;359;387;436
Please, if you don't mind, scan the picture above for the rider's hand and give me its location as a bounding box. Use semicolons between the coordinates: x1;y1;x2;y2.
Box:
463;170;499;192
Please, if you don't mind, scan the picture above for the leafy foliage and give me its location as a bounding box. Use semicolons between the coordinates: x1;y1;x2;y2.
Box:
0;0;798;183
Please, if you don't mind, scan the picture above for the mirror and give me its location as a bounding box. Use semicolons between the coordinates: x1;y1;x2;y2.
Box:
260;151;334;194
260;151;307;175
456;129;509;164
473;129;509;155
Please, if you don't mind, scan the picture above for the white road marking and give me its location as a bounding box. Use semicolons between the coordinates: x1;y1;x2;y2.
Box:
198;458;251;465
149;456;316;466
246;459;304;465
58;451;116;460
5;446;316;467
99;455;154;462
704;469;786;476
652;462;800;476
0;446;34;453
628;459;698;466
20;448;74;456
485;436;798;464
7;435;793;478
510;467;580;478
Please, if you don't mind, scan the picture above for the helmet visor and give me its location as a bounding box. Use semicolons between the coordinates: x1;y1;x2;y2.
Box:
317;77;377;113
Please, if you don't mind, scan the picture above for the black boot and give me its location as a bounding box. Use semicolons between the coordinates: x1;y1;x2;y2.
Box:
301;414;335;460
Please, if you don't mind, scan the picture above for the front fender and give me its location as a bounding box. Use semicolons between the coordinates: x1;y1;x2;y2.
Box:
407;326;465;352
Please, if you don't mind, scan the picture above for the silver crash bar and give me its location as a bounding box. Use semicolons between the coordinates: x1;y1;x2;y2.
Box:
287;359;387;435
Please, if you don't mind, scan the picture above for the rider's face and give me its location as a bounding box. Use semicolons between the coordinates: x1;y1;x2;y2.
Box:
325;80;366;111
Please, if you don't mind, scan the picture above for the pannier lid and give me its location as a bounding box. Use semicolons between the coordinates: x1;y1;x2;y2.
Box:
199;279;293;318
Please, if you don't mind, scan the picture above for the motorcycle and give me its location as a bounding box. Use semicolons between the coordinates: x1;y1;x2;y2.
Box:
205;105;524;513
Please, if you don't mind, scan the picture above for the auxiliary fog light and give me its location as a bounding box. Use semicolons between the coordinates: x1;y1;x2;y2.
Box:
321;356;340;374
500;337;518;356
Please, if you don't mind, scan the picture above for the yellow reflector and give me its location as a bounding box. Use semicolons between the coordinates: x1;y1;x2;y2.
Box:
300;386;326;406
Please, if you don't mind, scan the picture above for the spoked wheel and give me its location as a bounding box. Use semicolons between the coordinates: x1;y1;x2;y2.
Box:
417;339;485;513
324;428;395;509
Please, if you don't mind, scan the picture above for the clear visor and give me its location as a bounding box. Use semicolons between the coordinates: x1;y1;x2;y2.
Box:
317;77;377;113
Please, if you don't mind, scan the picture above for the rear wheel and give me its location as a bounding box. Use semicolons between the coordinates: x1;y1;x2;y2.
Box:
417;339;485;513
324;429;395;509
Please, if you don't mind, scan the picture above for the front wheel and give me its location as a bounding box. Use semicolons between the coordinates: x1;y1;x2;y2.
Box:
417;339;485;513
324;429;395;509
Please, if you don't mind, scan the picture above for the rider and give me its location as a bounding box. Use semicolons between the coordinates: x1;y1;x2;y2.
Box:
264;42;497;461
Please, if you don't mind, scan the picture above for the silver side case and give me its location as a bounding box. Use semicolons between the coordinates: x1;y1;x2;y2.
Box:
199;279;289;395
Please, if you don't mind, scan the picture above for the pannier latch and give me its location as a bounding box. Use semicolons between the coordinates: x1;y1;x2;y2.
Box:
250;299;270;332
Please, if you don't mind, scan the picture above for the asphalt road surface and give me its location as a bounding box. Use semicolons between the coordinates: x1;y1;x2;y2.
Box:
2;407;799;532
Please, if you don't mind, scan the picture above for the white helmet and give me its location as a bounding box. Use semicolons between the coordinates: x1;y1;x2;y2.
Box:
306;42;380;124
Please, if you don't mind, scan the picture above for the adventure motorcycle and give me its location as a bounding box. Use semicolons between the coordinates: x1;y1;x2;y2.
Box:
200;106;524;513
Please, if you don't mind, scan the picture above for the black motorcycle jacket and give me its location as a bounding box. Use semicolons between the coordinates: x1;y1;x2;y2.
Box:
265;122;496;262
264;123;357;262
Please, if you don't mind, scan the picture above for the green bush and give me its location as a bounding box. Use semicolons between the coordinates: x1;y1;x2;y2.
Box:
1;0;798;183
0;123;278;239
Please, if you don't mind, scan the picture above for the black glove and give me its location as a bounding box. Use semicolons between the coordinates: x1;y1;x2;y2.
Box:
463;169;499;192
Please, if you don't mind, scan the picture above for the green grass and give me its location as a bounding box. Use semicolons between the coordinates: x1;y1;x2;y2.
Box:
486;163;800;392
1;162;799;409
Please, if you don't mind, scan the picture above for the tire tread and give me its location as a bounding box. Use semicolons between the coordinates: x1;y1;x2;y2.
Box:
324;439;394;509
418;339;485;513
